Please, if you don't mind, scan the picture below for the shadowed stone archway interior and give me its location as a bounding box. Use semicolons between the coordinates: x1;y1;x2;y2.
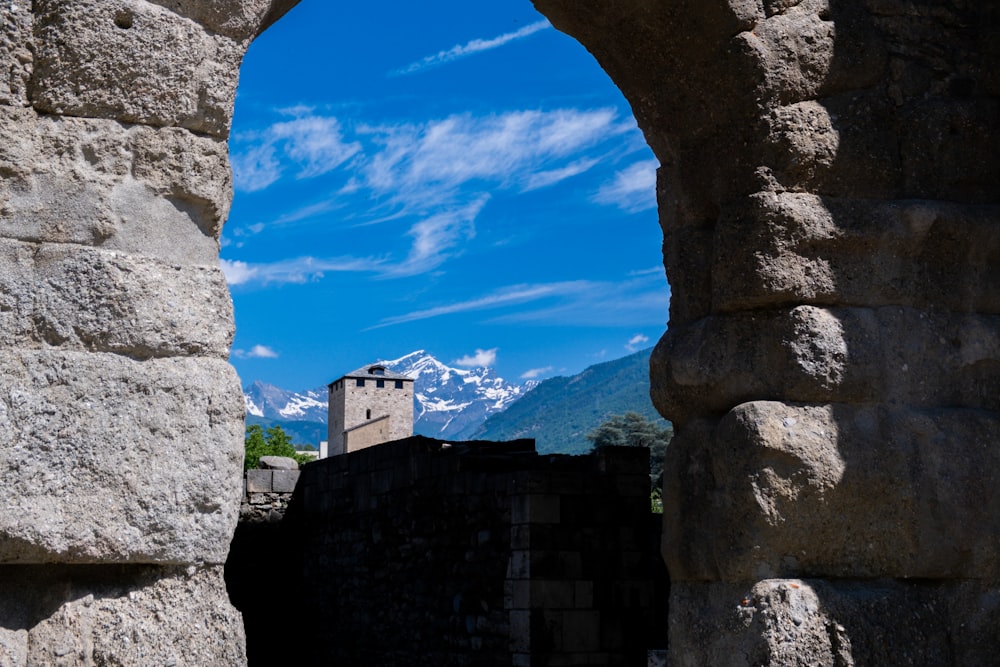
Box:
1;0;997;664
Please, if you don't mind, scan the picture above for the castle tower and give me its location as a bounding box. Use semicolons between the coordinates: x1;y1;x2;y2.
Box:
327;363;415;456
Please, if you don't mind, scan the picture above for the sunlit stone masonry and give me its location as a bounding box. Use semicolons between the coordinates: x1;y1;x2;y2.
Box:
0;1;298;664
532;0;999;664
1;0;997;664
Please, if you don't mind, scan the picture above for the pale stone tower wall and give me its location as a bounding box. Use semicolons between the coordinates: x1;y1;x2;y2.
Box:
328;364;414;456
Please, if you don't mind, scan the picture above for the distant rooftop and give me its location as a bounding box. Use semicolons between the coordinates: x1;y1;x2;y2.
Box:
331;363;414;385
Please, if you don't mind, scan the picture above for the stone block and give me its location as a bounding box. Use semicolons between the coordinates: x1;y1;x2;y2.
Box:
900;98;1000;203
0;107;232;260
508;550;530;580
712;192;1000;313
145;0;300;41
0;350;243;564
0;2;32;107
669;579;1000;667
258;456;297;470
246;470;273;494
512;494;561;525
30;0;245;137
743;4;836;104
531;580;575;608
653;305;1000;423
0;627;26;667
0;565;245;666
271;470;300;493
560;610;601;652
509;610;531;653
663;402;1000;581
0;239;234;358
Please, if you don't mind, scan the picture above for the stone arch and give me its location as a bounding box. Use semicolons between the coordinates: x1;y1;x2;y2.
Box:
0;1;997;665
535;1;999;663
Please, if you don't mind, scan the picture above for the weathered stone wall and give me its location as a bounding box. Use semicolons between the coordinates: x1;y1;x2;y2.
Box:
258;437;666;666
3;0;996;663
531;0;999;663
0;1;297;663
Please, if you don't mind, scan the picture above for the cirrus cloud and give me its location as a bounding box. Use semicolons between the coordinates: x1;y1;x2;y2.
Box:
390;20;552;77
592;159;658;213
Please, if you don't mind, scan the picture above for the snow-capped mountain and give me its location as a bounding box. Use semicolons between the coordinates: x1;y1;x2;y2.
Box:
241;351;537;441
379;350;538;440
243;381;328;423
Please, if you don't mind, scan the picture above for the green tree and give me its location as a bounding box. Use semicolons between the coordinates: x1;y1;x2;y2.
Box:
243;424;312;471
586;411;673;504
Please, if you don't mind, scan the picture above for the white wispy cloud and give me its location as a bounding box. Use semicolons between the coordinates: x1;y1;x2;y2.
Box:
592;159;659;212
232;114;361;192
390;20;551;77
521;366;554;379
360;109;625;205
227;106;646;284
221;256;383;287
383;196;489;277
231;144;283;192
366;281;592;329
454;348;498;367
488;273;670;328
523;158;599;191
232;345;279;359
356;109;627;274
625;333;650;352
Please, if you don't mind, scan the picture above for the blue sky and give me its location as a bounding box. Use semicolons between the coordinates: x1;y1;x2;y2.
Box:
222;0;670;390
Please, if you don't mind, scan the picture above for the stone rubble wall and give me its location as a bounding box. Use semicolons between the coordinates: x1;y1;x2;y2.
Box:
0;1;298;664
240;468;301;523
531;0;999;664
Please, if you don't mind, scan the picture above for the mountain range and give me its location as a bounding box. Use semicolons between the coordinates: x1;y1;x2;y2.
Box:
470;347;663;454
243;350;536;444
243;348;664;454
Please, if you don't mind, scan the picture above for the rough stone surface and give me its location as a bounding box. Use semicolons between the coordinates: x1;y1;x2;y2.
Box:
0;239;234;358
655;306;1000;422
0;106;232;262
0;351;244;564
663;402;1000;581
146;0;300;41
2;0;299;662
258;455;298;470
2;0;996;663
669;579;1000;667
30;0;245;137
711;193;1000;314
534;0;999;663
0;3;32;107
0;565;246;666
